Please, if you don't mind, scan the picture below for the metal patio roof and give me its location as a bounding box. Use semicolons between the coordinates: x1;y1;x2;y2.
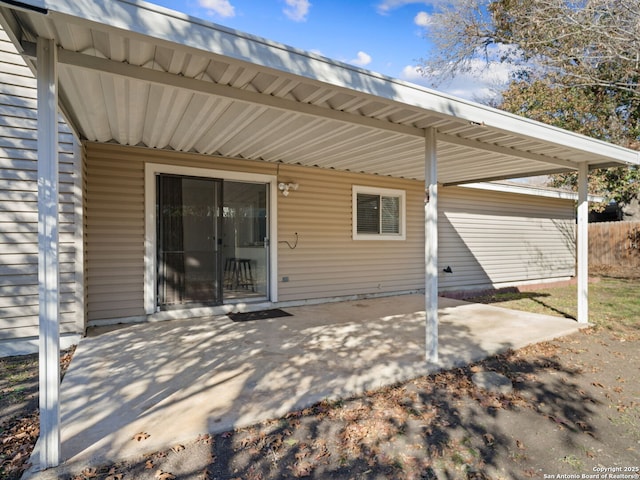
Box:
1;0;638;185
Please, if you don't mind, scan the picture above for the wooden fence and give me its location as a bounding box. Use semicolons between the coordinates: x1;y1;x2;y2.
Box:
589;221;640;269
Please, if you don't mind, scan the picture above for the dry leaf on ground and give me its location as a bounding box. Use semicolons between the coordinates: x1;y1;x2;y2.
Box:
133;432;150;441
155;470;176;480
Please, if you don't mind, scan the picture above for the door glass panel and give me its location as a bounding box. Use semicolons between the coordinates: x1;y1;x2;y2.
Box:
222;182;268;299
157;175;221;307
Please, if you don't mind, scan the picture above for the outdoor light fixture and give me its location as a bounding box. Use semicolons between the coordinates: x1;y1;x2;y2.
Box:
278;182;299;196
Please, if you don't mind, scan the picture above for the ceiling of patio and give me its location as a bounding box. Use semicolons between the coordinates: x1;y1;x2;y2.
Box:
1;0;638;185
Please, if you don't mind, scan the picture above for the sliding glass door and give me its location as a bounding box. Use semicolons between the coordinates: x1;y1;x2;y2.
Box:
156;174;269;309
221;181;269;299
157;175;223;307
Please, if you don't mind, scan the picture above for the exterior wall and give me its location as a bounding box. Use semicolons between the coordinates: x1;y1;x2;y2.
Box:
86;143;577;325
0;27;84;352
85;143;426;322
438;186;576;291
275;164;425;302
85;143;276;322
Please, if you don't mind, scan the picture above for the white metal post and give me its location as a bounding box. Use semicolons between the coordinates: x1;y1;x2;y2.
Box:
37;37;61;469
577;162;589;324
424;127;438;363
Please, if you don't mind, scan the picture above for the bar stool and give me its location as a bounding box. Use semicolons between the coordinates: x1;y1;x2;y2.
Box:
235;258;255;291
224;258;255;291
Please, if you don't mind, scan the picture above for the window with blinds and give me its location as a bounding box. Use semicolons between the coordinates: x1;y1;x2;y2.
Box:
353;186;406;240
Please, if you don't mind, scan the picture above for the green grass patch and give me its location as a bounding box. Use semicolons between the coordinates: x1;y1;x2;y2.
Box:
465;278;639;332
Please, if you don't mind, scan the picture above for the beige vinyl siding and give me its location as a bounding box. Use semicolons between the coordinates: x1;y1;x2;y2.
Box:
85;143;426;320
85;143;577;322
276;163;424;302
0;27;83;341
438;186;575;291
85;143;277;322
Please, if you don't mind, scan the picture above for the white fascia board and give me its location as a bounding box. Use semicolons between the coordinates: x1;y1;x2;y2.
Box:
462;182;605;203
12;0;640;166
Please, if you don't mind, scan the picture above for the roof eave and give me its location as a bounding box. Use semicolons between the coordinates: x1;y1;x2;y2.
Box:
8;0;638;168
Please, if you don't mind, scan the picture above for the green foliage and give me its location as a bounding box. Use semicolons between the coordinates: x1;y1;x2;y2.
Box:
499;78;640;144
498;77;640;205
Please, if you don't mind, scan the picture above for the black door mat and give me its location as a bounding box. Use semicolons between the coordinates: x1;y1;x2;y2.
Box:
229;308;293;322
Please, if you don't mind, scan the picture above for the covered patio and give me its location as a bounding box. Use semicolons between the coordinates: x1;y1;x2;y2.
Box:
0;0;638;472
29;294;583;476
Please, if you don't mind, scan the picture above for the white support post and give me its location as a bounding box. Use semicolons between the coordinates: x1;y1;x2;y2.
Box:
424;127;438;363
577;162;589;324
37;37;61;469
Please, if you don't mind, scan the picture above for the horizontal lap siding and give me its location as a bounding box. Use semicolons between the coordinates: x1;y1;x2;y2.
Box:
0;29;82;340
276;164;424;302
85;148;577;320
85;144;426;319
85;152;145;321
85;143;276;322
438;186;575;290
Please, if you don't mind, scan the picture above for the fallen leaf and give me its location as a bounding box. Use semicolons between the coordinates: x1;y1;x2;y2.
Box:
483;433;495;445
548;415;569;426
291;460;314;477
197;433;213;444
592;382;605;389
576;421;589;430
171;444;185;453
516;439;526;450
133;432;150;442
156;470;176;480
81;467;98;477
145;460;155;469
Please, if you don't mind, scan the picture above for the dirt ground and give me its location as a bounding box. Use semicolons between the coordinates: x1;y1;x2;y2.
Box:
1;280;639;480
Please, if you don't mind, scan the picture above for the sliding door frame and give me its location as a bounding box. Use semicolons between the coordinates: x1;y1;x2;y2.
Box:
144;163;278;315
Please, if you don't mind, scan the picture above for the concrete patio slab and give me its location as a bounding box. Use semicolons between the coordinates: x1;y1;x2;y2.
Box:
27;294;582;477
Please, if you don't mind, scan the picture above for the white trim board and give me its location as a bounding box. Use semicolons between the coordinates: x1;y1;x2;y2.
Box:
461;181;605;202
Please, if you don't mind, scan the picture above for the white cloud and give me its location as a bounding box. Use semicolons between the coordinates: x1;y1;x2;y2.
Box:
414;11;433;27
400;60;515;102
198;0;235;18
401;65;427;83
376;0;433;15
350;51;373;67
283;0;311;22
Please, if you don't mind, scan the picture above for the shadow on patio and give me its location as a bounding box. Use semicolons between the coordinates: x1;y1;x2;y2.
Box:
30;294;582;473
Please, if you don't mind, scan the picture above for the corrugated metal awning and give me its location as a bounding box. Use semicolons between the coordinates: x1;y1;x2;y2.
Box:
1;0;638;185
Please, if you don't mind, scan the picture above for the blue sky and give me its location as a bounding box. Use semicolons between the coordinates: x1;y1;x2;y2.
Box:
148;0;511;101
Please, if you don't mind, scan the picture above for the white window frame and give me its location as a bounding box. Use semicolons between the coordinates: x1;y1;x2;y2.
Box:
352;185;406;241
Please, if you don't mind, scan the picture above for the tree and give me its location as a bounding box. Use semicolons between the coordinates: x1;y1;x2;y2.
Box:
419;0;640;205
421;0;640;99
498;77;640;207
